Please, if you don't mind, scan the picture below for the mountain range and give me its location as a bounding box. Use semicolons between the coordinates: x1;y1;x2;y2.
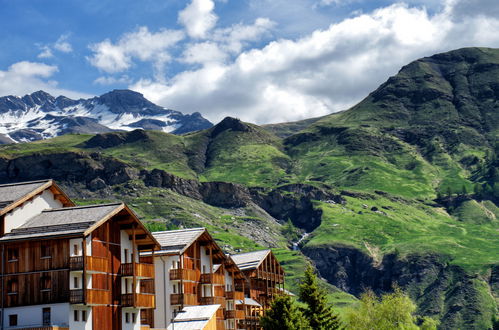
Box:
0;89;213;143
0;47;497;329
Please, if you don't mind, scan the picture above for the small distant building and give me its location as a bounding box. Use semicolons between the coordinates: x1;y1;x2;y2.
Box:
231;250;285;330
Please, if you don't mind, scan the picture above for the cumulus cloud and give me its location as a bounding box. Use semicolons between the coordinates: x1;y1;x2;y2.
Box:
37;34;73;59
94;75;132;85
130;1;499;124
53;34;73;53
0;61;89;99
88;27;184;74
178;0;218;38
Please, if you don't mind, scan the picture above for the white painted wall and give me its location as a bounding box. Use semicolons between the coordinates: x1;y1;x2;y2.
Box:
153;255;178;328
224;269;234;292
200;246;210;274
122;307;141;330
69;271;83;290
69;238;84;256
4;190;63;233
85;235;92;256
2;303;69;328
69;306;92;330
120;230;136;263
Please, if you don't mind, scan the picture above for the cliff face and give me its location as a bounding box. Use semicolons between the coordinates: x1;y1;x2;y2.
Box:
303;244;496;330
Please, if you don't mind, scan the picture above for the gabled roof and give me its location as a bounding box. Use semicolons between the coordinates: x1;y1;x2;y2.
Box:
152;227;206;254
0;179;74;216
231;249;271;271
167;304;220;330
0;203;160;250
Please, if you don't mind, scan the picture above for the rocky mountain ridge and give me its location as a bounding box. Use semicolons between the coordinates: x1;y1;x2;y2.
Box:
0;89;213;142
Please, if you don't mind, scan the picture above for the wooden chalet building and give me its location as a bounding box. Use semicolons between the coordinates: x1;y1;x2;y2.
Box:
231;250;285;330
148;228;248;330
0;180;160;330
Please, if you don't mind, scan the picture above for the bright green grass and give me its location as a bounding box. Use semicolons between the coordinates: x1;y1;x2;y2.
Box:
0;134;92;157
306;197;499;273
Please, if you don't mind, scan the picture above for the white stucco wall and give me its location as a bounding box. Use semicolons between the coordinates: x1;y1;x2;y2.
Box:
200;246;210;274
2;303;69;328
120;230;137;263
4;189;63;233
69;238;84;257
122;307;141;330
69;306;92;330
69;271;83;290
153;255;177;328
224;269;234;292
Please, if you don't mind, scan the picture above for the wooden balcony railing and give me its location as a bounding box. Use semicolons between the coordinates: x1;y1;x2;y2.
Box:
199;296;226;306
225;310;246;319
121;263;154;278
169;268;200;281
14;326;69;330
69;256;109;273
200;273;225;285
170;293;198;305
70;289;111;305
225;291;244;300
121;293;155;308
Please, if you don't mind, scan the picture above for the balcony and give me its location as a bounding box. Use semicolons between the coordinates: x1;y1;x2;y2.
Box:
121;263;154;278
199;296;225;306
169;268;199;281
225;291;244;300
69;289;111;305
13;326;70;330
170;293;198;305
121;293;155;308
225;310;246;319
69;256;109;273
200;273;225;285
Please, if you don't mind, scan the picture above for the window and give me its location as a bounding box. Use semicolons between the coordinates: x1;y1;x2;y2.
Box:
42;308;51;326
8;280;18;294
40;276;51;291
82;310;87;322
124;249;129;263
73;244;79;255
202;265;206;273
73;277;79;289
41;244;51;258
7;248;18;261
9;314;17;327
125;312;130;323
74;310;79;322
132;313;136;323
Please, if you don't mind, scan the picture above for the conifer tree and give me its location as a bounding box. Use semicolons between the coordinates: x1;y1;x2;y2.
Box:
260;294;310;330
299;265;342;330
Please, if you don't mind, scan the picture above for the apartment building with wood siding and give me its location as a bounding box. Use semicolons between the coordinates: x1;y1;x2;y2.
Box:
0;180;159;330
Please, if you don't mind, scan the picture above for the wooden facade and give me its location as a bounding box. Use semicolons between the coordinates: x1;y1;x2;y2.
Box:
0;192;159;330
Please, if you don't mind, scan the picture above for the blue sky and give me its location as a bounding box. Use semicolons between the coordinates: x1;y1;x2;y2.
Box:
1;0;498;124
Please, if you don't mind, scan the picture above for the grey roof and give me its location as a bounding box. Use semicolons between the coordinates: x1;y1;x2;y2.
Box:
236;298;262;307
152;228;206;254
167;304;220;330
231;249;271;271
0;180;51;210
0;203;123;241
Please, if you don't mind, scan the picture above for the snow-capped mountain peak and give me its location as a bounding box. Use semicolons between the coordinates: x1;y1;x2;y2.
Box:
0;89;213;143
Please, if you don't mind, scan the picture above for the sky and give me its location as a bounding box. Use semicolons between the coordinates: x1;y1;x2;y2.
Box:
1;0;499;124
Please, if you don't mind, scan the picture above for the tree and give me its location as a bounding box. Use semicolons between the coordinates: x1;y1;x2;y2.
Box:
344;288;437;330
299;265;342;329
260;294;310;330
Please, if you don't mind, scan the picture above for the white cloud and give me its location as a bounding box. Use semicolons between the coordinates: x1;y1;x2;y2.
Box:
178;0;218;39
88;27;184;74
54;34;73;53
0;61;90;99
130;1;499;124
37;34;73;58
93;75;132;85
37;46;53;59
